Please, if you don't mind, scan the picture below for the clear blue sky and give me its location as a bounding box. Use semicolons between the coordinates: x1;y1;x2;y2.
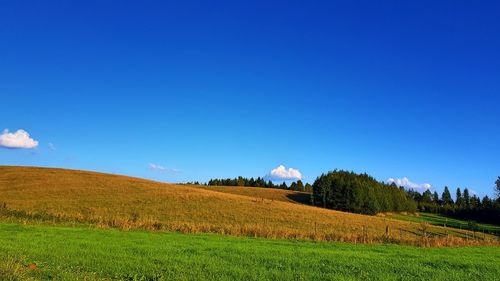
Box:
1;1;499;198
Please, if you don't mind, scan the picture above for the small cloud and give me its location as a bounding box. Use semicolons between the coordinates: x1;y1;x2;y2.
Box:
0;129;39;149
48;142;56;151
65;155;76;162
469;189;479;196
265;165;302;181
149;163;180;174
387;177;431;192
149;163;166;171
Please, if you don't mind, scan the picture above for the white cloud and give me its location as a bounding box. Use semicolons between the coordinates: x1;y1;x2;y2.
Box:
266;165;302;181
149;163;180;174
149;163;166;171
48;142;56;151
387;177;431;192
0;129;39;149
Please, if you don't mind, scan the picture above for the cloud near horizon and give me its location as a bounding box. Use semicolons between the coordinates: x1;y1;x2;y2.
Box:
149;163;166;171
0;129;39;149
48;142;56;151
149;163;180;174
387;177;431;192
266;165;302;181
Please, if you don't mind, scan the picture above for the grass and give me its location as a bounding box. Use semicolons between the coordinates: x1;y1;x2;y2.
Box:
190;184;313;205
0;166;497;246
0;222;499;281
387;212;500;235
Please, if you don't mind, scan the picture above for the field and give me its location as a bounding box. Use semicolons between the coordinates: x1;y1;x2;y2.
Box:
1;222;500;281
0;166;497;246
191;184;312;205
387;212;500;235
1;166;500;280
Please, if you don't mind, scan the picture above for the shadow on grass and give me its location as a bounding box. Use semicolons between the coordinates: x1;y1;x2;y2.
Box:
286;193;312;205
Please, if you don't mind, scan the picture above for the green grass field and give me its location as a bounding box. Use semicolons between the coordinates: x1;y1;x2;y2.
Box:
388;212;500;235
1;222;500;281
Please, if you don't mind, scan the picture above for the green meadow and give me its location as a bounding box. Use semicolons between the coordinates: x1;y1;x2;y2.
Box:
388;212;500;235
1;222;499;281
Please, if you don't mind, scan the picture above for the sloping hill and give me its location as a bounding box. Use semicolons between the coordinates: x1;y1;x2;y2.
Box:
0;166;495;246
191;184;312;204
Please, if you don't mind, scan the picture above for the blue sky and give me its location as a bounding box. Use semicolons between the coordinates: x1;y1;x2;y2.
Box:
1;1;499;197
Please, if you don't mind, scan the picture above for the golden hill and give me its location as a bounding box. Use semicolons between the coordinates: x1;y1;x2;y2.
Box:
0;166;495;246
191;184;312;204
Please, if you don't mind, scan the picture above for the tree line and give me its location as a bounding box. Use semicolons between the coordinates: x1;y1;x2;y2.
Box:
207;177;313;192
407;181;500;224
206;173;500;223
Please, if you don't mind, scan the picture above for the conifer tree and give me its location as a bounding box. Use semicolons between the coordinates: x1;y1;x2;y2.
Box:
433;191;439;204
296;180;304;191
441;186;453;206
456;188;464;208
463;188;470;209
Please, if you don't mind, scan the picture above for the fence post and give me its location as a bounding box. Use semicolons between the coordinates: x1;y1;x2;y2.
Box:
361;225;368;243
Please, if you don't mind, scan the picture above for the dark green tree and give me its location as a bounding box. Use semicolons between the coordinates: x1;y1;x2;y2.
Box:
482;196;492;208
422;190;433;204
441;186;453;206
470;195;480;209
312;170;416;215
463;188;470;209
455;188;464;209
237;176;245;187
296;180;304;191
433;191;440;204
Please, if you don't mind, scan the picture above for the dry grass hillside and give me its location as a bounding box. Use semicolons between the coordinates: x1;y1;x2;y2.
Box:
191;184;312;204
0;166;497;246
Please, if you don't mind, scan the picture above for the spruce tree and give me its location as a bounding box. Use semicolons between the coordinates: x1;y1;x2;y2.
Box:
482;196;492;208
456;188;464;209
463;188;470;209
422;190;433;204
433;191;439;204
280;182;288;189
441;186;453;206
296;180;304;191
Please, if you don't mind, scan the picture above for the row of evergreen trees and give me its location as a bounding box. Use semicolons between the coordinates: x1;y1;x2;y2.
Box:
407;186;494;211
311;170;417;215
206;174;500;222
408;185;500;224
207;177;313;192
